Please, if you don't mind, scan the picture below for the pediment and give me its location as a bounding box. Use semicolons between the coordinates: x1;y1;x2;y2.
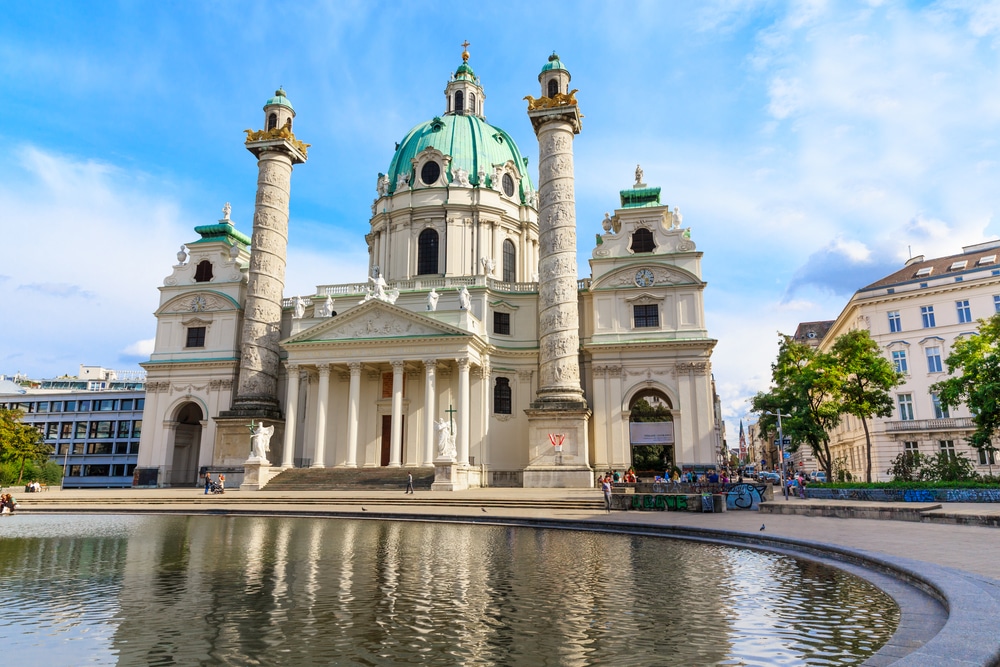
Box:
158;290;241;315
592;265;699;290
283;300;469;344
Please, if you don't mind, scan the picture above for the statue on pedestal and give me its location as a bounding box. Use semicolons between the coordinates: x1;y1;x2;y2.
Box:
249;420;274;461
435;418;456;460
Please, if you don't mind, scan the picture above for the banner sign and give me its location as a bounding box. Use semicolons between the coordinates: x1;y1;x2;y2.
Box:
629;421;674;445
548;433;566;452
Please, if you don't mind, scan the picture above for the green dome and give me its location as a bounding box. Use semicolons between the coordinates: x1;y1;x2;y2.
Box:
540;52;566;73
386;114;534;200
264;87;294;112
455;62;475;79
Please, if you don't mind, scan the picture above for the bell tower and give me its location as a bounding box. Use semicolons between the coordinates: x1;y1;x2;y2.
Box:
216;88;309;461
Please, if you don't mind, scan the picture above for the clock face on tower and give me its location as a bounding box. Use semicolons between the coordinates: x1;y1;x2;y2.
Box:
634;268;654;287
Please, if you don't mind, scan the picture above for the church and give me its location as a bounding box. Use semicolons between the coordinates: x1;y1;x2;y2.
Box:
136;48;720;489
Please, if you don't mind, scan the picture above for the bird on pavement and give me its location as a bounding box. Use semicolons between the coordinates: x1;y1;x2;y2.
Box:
482;508;487;513
760;524;765;531
361;507;367;512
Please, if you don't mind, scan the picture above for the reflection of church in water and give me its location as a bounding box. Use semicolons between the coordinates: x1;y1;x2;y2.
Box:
137;47;719;488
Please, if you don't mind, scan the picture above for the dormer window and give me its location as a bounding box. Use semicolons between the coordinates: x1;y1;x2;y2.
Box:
915;267;933;277
194;260;213;283
547;79;558;97
979;255;996;265
267;112;278;131
949;260;967;271
630;228;656;254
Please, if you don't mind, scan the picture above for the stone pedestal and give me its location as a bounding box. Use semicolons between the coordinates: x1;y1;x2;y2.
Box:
241;458;277;491
523;405;593;488
213;418;285;468
431;459;468;491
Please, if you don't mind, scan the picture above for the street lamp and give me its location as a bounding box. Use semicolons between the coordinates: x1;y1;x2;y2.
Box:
764;410;791;501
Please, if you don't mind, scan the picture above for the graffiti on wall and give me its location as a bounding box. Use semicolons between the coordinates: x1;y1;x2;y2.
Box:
726;483;767;510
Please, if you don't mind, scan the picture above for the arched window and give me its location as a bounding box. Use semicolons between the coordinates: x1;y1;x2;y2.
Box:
468;93;476;114
194;260;213;282
267;113;278;131
455;90;464;113
547;79;559;97
502;239;516;283
493;377;512;414
417;229;439;275
631;228;655;253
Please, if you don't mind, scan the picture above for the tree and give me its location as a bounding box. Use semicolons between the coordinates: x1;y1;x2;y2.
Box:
832;330;903;482
751;334;843;481
932;313;1000;462
629;396;672;472
0;407;53;484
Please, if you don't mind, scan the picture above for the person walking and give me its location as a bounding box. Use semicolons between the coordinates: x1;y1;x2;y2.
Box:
204;472;212;495
405;472;414;494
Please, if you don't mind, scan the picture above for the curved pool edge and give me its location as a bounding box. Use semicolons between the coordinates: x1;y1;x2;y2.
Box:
14;507;1000;666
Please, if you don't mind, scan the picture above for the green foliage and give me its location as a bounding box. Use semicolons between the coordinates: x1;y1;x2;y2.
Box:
629;397;672;422
886;451;925;482
751;334;842;480
832;330;903;482
932;313;1000;458
629;396;673;471
0;407;53;483
0;460;63;487
886;450;978;483
821;479;1000;489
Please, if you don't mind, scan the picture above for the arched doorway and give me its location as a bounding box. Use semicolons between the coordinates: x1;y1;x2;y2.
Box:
170;402;203;486
628;390;675;474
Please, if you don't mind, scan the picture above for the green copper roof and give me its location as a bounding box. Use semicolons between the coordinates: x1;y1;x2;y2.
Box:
455;62;475;79
620;186;662;209
540;52;567;73
386;113;534;200
192;222;251;246
264;88;294;112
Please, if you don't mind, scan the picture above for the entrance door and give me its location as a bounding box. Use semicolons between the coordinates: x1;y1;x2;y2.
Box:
380;414;405;467
381;415;391;466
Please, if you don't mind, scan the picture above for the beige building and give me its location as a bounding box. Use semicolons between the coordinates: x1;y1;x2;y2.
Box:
137;51;719;488
821;240;1000;481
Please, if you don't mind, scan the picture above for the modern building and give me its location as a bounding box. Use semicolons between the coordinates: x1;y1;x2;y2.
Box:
138;49;719;489
821;240;1000;481
0;366;145;488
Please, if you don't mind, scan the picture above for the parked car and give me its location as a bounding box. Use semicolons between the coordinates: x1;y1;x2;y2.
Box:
758;471;781;485
810;471;827;483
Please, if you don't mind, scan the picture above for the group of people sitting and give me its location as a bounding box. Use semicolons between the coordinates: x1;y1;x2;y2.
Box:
604;469;638;484
23;481;43;493
0;493;17;514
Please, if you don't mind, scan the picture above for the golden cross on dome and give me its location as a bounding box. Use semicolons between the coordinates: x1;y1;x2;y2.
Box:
461;40;470;61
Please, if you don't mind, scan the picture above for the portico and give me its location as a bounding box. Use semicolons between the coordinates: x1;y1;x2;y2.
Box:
280;300;487;472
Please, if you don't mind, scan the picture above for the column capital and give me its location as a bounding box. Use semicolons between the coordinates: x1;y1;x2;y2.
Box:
391;360;406;371
456;357;470;370
348;361;362;375
317;363;331;375
284;361;300;372
423;358;438;369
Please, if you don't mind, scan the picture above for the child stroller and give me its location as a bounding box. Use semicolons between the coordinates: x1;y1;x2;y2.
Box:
209;479;225;494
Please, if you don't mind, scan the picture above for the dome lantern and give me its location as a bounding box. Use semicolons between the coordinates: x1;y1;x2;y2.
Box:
444;40;486;118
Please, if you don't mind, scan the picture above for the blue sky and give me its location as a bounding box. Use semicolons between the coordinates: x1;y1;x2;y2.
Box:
4;1;1000;442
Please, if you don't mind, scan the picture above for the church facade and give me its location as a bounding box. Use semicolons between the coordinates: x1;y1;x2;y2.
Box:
137;50;719;489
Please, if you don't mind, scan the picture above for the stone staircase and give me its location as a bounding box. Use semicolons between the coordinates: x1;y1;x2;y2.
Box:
264;467;436;491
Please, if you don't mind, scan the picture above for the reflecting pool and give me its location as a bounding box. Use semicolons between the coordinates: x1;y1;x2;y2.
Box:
0;515;898;666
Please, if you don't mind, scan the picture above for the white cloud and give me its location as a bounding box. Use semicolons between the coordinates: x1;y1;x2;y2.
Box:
122;339;155;357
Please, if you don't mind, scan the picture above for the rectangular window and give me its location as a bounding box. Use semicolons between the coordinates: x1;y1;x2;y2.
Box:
74;422;88;438
898;394;914;421
88;421;113;439
72;443;85;455
931;393;950;419
136;398;144;410
891;350;908;374
96;399;116;411
921;306;936;328
132;420;142;438
111;464;126;477
493;312;511;335
957;300;972;324
78;400;90;412
903;441;919;454
120;399;134;411
186;326;207;348
995;295;1000;313
926;346;943;373
69;465;82;477
939;440;956;460
979;449;997;465
117;421;131;438
57;443;68;456
887;311;901;333
84;464;110;477
36;401;49;413
129;442;140;454
45;423;59;439
60;422;72;439
126;464;137;477
87;442;113;455
64;400;77;412
633;304;659;328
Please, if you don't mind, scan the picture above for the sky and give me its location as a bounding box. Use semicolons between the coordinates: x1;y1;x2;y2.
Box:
4;0;1000;443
